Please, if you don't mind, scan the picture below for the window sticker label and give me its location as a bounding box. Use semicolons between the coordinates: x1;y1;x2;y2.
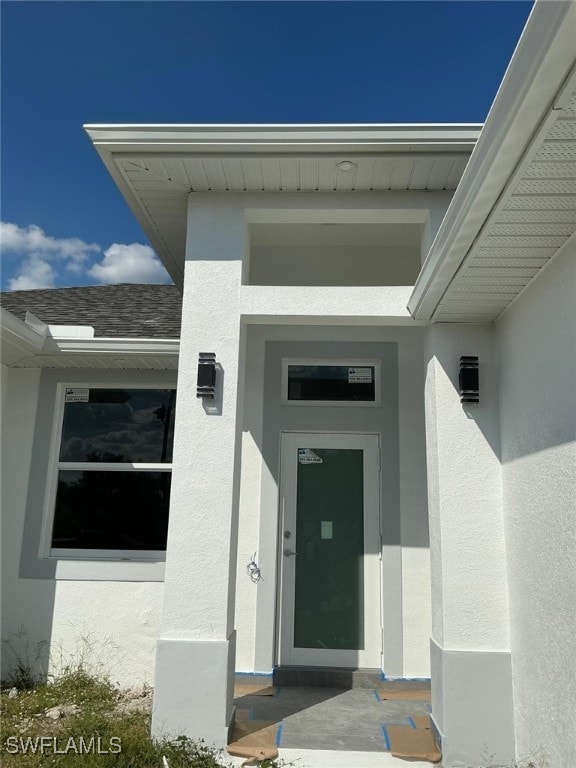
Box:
348;367;372;383
298;448;323;464
65;388;89;403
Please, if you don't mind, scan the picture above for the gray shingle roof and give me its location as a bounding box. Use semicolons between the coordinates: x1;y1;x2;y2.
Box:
0;284;182;339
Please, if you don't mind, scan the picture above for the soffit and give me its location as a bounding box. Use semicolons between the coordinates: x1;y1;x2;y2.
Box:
86;125;479;285
433;83;576;323
9;354;178;370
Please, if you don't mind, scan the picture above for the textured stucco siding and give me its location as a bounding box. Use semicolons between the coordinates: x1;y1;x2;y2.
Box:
1;363;8;414
424;324;510;651
497;240;576;768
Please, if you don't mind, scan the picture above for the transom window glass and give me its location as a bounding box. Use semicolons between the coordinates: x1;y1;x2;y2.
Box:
50;388;176;555
282;360;380;406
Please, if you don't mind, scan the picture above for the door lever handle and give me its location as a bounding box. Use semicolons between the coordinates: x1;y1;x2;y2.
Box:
283;548;297;557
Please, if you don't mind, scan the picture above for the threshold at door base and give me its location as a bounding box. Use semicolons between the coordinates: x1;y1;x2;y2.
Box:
273;666;384;689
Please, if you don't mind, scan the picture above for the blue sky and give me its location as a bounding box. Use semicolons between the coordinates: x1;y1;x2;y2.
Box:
1;0;533;291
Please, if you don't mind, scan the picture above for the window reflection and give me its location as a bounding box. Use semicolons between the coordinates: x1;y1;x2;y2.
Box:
287;366;376;402
59;389;176;463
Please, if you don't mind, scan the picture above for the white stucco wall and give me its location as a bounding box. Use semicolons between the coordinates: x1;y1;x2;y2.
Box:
424;325;510;651
397;337;431;676
424;325;515;766
1;363;8;414
0;367;163;688
249;245;421;286
496;240;576;767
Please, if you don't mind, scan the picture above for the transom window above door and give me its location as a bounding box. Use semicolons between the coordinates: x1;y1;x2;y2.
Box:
281;359;381;406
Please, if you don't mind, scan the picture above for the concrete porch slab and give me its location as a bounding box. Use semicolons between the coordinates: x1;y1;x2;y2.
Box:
232;681;437;765
228;748;435;767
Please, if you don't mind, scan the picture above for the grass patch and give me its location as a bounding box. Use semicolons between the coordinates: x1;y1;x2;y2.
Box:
0;669;284;767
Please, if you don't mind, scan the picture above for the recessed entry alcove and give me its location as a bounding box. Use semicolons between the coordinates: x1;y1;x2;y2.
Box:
247;222;424;287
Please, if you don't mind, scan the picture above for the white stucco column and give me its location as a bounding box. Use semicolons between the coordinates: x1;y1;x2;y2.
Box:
152;196;248;746
424;325;514;768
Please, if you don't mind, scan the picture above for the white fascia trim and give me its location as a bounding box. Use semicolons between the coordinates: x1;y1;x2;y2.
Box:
408;0;576;321
1;307;47;348
47;324;95;339
42;337;180;356
1;307;47;364
84;123;482;154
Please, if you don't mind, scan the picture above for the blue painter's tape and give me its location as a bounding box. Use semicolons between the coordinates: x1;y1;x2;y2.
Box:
248;707;254;720
275;722;284;747
380;670;387;680
373;688;381;702
425;703;432;712
381;725;391;751
274;686;282;697
407;716;417;729
235;671;274;678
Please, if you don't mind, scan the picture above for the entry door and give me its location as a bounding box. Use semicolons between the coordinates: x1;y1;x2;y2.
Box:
279;433;382;667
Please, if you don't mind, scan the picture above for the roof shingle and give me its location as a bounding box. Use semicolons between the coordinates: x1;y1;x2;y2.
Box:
0;284;182;339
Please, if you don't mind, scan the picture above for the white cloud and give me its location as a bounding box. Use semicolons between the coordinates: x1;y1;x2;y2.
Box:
8;256;56;291
1;222;99;270
88;243;170;284
1;222;171;290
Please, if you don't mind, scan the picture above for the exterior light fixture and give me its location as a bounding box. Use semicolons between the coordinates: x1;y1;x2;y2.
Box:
459;356;479;404
196;352;217;399
337;161;355;172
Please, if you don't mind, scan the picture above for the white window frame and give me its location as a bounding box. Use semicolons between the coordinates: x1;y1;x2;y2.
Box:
38;382;175;562
281;358;382;407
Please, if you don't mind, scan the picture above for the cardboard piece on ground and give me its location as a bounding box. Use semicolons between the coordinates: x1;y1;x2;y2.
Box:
234;684;275;697
387;725;441;763
227;719;279;761
411;714;431;730
378;688;431;701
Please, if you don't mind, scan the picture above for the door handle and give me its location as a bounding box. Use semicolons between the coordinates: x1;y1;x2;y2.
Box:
283;548;297;558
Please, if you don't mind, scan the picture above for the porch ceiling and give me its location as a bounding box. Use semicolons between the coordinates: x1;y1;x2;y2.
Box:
85;124;480;286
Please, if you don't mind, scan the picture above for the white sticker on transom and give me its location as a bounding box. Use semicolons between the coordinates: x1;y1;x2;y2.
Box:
348;367;372;383
65;388;89;403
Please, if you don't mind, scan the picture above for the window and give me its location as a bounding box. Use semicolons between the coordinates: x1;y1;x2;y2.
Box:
281;359;381;406
47;386;176;559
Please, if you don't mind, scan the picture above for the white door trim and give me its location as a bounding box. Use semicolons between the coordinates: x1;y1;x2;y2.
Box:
278;431;382;667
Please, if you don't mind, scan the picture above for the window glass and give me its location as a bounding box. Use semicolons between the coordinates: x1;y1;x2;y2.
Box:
59;389;176;463
51;387;176;555
53;471;170;551
287;365;376;402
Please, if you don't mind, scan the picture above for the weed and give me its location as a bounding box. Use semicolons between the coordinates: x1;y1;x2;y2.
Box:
1;627;48;689
511;749;550;768
0;667;291;767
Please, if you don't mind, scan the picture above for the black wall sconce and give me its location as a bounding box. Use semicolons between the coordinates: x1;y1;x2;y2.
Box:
459;356;479;404
197;352;217;399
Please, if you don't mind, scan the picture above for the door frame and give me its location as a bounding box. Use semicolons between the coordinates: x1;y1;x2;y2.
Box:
277;431;382;667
